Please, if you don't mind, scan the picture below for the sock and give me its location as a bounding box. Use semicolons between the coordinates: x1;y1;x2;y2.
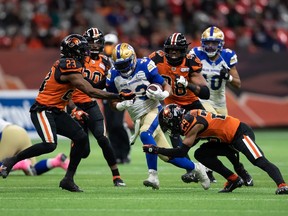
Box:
227;173;238;181
140;131;158;171
34;159;49;175
168;157;195;171
112;169;120;179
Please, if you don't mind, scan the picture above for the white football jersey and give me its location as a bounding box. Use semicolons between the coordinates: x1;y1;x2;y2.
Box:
106;58;164;121
190;47;238;111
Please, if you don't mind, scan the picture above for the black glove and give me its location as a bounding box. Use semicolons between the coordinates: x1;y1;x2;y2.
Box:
220;66;230;80
143;144;159;154
119;91;136;100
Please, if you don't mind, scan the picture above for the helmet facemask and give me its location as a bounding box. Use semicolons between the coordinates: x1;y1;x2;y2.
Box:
83;28;104;59
201;26;225;58
164;33;189;66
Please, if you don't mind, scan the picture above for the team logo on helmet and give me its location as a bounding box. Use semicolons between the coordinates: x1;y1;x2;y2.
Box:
66;37;81;47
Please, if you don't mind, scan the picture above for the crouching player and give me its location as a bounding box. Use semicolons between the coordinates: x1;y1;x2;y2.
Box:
143;104;288;194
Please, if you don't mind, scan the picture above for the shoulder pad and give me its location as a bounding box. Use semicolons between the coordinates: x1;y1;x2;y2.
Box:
149;50;164;64
185;54;202;73
59;57;82;70
99;54;112;68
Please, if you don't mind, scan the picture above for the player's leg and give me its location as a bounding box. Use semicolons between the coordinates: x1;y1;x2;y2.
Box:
139;109;160;190
232;123;288;194
194;142;244;192
112;110;131;164
56;111;88;192
86;103;125;187
0;125;36;175
155;129;210;189
0;110;59;178
103;102;123;163
33;153;69;175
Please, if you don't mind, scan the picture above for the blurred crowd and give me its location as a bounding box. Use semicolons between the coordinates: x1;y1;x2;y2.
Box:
1;0;288;56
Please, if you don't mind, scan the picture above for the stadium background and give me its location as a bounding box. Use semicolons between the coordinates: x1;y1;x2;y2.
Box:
0;0;287;135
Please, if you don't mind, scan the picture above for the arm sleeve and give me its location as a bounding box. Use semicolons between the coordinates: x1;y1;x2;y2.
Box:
157;144;190;158
197;85;210;99
84;77;106;89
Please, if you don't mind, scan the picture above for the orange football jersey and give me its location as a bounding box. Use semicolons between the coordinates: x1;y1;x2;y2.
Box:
149;50;202;106
181;109;241;143
36;58;83;110
72;55;111;103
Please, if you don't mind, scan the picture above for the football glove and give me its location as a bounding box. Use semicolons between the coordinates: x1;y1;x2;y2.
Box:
119;91;136;100
146;89;169;101
143;144;159;154
116;99;134;111
176;75;188;87
220;66;230;80
71;107;89;123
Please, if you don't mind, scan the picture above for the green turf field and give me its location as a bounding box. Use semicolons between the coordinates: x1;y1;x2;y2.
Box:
0;129;287;216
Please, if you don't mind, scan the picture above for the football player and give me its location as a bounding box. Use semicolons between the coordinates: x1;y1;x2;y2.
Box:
102;33;131;165
0;118;69;176
69;28;125;187
106;43;210;190
189;26;253;186
143;104;288;194
149;33;212;182
0;34;135;192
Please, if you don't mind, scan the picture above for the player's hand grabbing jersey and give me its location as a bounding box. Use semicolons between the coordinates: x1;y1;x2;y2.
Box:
149;50;202;106
36;58;83;110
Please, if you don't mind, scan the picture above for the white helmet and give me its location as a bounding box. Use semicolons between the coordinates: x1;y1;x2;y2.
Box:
104;33;119;45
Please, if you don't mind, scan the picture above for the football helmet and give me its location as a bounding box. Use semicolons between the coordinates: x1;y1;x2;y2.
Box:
158;104;185;135
60;34;90;64
201;26;225;57
83;27;104;59
164;33;189;66
112;43;137;78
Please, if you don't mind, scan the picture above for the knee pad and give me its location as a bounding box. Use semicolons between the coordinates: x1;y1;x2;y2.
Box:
140;131;156;145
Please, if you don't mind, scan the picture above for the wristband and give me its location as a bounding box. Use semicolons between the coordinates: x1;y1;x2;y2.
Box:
228;75;233;82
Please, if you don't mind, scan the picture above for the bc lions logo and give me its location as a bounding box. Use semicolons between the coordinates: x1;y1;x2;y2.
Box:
66;37;80;48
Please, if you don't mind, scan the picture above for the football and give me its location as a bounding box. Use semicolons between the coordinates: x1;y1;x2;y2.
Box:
147;83;163;92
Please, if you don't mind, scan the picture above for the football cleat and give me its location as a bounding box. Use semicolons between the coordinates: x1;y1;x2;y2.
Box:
181;171;199;183
143;169;160;190
54;153;70;170
59;177;83;192
12;159;36;176
113;178;126;187
235;164;253;186
275;184;288;195
192;163;210;190
0;156;18;178
219;177;244;193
